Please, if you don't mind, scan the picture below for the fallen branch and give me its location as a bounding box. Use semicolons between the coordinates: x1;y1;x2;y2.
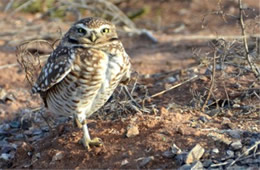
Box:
149;75;198;99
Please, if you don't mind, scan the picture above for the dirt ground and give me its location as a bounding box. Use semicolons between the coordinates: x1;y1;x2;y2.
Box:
0;0;259;169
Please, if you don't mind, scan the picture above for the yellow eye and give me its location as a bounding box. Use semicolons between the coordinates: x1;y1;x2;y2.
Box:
102;28;110;33
77;28;86;34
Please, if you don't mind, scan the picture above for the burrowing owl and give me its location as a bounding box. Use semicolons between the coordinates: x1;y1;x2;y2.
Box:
32;17;131;149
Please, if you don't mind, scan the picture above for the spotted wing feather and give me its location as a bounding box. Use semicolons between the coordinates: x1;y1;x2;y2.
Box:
32;46;75;93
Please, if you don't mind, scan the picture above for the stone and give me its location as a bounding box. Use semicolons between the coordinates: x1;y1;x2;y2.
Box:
178;164;191;170
167;77;177;83
171;143;182;154
203;159;212;168
199;116;209;123
230;140;242;150
162;150;176;158
190;161;204;170
121;159;129;166
175;152;188;165
52;151;64;161
138;156;154;167
211;148;219;154
126;125;139;138
21;119;32;130
185;144;205;164
0;153;11;161
0;124;10;131
227;130;242;139
226;150;234;157
9;121;20;128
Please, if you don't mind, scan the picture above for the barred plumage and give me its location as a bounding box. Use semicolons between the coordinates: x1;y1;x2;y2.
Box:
32;17;131;149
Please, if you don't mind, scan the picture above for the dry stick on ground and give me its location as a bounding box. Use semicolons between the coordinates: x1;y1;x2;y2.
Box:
238;0;260;78
147;75;198;99
201;51;217;112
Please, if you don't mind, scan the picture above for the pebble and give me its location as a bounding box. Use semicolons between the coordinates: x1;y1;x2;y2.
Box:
203;159;212;168
138;156;154;167
21;119;32;130
227;130;242;139
226;150;234;157
185;144;205;164
175;152;188;165
32;129;43;136
190;161;204;170
126;125;139;138
9;121;20;129
231;140;242;150
51;151;64;161
0;123;10;131
211;148;219;154
178;164;191;170
166;76;177;83
171;143;182;155
0;153;11;161
121;159;129;166
162;150;176;158
199;116;209;123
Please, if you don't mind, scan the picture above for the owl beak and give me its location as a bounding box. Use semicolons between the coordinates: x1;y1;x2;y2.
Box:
90;32;97;42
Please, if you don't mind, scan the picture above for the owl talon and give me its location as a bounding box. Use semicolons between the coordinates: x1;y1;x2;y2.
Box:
80;137;103;150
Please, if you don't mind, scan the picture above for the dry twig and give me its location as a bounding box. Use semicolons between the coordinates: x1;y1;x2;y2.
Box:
201;51;217;112
238;0;260;78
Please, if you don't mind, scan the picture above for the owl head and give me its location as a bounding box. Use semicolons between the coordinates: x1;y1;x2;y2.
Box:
62;17;118;47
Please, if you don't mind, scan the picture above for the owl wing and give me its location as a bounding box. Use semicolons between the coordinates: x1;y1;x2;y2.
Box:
32;46;76;93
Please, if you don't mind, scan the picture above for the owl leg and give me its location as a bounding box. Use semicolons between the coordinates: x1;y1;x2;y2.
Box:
81;120;103;150
73;114;82;128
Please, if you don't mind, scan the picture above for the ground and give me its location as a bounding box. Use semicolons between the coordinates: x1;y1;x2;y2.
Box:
0;0;259;169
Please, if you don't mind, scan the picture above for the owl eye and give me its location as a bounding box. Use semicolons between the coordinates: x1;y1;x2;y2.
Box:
101;28;110;33
77;28;87;35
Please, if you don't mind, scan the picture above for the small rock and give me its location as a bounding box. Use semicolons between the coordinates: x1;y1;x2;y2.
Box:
175;152;188;165
14;134;24;140
32;129;43;136
162;150;176;158
198;116;209;123
52;151;64;161
226;150;234;157
203;159;212;168
185;144;205;164
178;164;191;170
0;153;11;161
9;121;20;128
227;130;242;139
35;153;41;159
190;161;204;170
121;159;129;166
167;76;177;83
138;156;154;167
171;143;182;154
0;124;10;131
21;119;32;130
230;140;242;150
211;148;219;154
126;125;139;138
1;145;14;153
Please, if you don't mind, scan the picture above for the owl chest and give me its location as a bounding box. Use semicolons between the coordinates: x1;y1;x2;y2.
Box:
60;50;124;114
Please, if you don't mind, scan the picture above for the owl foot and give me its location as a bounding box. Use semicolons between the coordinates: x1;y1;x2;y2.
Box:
80;137;103;150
